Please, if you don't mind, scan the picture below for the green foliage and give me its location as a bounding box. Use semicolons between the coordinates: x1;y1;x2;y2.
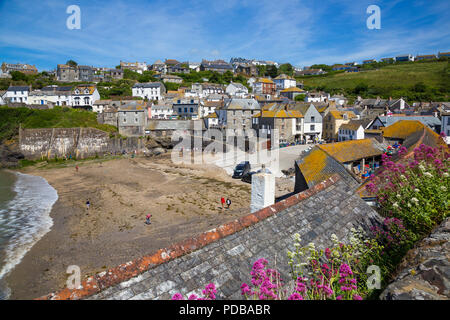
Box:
294;94;306;101
301;60;450;101
278;63;293;76
10;71;28;82
66;60;77;67
0;106;117;142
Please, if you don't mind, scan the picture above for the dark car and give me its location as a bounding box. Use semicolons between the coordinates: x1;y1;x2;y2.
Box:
232;161;251;178
241;171;256;184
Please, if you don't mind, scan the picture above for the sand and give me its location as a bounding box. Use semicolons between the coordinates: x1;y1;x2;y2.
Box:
5;152;294;299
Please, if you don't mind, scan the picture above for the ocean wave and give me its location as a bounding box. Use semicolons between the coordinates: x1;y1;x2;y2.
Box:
0;172;58;299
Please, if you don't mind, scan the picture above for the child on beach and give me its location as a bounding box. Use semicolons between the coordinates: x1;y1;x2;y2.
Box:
75;165;79;172
226;198;231;209
86;200;90;210
221;197;225;209
145;214;152;225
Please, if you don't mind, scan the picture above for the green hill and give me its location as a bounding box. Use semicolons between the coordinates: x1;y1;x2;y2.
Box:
298;61;450;102
0;106;117;142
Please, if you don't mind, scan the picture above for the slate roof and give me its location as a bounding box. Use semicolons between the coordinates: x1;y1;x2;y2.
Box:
253;109;303;118
224;98;260;110
7;86;30;91
329;110;357;120
377;116;441;128
296;147;358;188
118;100;147;111
318;139;386;163
339;120;364;131
132;82;163;88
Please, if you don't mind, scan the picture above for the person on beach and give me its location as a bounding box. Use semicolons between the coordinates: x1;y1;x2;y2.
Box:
226;198;231;209
75;165;79;172
86;200;90;210
221;197;225;209
145;214;152;225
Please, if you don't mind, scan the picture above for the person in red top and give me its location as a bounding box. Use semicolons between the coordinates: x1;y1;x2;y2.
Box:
221;197;225;209
146;214;152;225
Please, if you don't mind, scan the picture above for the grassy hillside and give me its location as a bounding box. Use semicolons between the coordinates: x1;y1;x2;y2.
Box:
0;106;117;142
299;61;450;102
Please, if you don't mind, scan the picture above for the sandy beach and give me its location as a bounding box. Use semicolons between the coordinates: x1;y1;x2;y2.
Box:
4;152;294;299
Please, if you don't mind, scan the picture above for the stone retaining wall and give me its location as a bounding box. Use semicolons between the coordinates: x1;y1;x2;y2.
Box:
19;128;145;159
38;174;383;300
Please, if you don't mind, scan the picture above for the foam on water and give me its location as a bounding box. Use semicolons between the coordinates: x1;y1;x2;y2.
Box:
0;172;58;299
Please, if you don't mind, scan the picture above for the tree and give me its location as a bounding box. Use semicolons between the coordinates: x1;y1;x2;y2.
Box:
66;60;78;67
10;71;28;82
278;63;293;76
294;94;306;101
267;65;278;78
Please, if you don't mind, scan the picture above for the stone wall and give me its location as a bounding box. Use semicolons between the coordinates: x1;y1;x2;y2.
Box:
38;174;383;300
380;218;449;300
19;128;145;159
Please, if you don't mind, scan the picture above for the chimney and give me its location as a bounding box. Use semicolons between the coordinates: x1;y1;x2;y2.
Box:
250;165;275;213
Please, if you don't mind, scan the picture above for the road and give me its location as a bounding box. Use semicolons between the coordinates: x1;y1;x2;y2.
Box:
206;144;313;178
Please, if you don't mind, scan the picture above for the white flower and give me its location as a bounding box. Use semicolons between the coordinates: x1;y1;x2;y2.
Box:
331;234;338;242
443;172;449;178
424;172;433;178
407;203;412;208
411;197;419;204
294;233;301;241
414;188;420;193
419;164;426;172
393;202;399;208
400;175;406;180
441;186;447;192
396;194;401;199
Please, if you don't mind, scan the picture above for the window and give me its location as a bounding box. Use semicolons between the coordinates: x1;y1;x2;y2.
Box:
184;108;188;112
190;108;193;113
178;108;182;113
135;118;138;123
310;124;315;131
447;117;450;125
311;116;315;123
123;118;126;122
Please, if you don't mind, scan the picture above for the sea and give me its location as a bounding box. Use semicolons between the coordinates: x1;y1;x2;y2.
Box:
0;170;58;300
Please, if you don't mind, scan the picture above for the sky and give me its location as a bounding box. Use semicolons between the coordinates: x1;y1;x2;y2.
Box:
0;0;449;71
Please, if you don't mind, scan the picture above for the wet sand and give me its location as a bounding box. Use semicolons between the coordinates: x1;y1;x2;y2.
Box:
5;154;255;299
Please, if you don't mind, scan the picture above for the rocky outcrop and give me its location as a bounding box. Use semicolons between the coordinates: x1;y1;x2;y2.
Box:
381;218;450;300
0;142;24;168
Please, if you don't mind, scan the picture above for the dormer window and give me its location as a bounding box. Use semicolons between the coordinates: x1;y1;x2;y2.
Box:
84;89;89;94
75;90;79;94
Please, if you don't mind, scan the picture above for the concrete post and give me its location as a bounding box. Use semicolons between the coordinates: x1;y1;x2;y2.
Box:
251;165;275;213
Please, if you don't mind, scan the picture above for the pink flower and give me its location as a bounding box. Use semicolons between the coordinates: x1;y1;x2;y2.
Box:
171;293;184;300
288;293;303;300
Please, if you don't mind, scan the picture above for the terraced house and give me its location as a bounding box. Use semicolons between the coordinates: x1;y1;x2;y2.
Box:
132;82;166;101
217;98;260;131
5;85;30;104
252;104;303;143
71;85;100;110
322;109;358;142
252;78;276;96
118;100;149;136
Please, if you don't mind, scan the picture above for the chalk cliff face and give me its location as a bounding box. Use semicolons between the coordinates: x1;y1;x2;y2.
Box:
381;218;450;300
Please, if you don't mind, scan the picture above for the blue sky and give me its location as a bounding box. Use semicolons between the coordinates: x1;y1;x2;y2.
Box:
0;0;449;71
